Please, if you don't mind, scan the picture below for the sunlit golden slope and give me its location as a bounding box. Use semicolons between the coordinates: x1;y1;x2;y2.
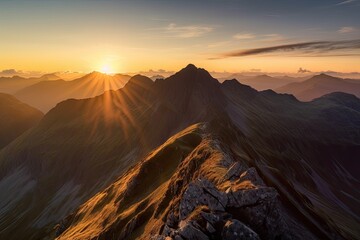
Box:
53;121;325;240
55;124;204;239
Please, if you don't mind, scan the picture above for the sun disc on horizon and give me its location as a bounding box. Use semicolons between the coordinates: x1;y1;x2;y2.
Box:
100;65;112;74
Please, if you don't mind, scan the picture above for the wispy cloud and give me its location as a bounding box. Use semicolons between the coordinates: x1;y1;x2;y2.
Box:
335;0;357;5
233;33;256;40
261;34;287;42
210;39;360;59
159;23;213;38
338;26;357;33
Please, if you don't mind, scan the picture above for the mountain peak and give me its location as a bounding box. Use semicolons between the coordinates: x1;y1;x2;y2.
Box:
168;64;218;85
184;63;197;70
310;73;341;82
176;64;199;76
39;73;61;80
124;74;153;92
127;74;152;85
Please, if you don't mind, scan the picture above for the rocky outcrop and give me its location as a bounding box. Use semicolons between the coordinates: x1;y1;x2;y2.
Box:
179;178;227;220
155;168;294;240
222;219;260;240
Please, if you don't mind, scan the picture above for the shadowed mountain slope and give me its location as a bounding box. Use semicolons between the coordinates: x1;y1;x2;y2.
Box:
0;64;359;239
15;72;131;112
276;74;360;101
0;93;43;149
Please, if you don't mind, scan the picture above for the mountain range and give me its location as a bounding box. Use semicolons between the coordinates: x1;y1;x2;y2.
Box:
276;74;360;101
0;64;359;239
224;74;298;91
0;74;62;94
14;72;131;112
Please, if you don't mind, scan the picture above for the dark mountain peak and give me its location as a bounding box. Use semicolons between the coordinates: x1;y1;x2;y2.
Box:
167;64;218;86
176;63;200;76
184;63;197;71
221;79;258;98
124;75;153;93
222;79;257;91
126;74;153;86
260;89;298;102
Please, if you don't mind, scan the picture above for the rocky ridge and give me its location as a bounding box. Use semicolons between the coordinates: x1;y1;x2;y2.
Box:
56;123;316;240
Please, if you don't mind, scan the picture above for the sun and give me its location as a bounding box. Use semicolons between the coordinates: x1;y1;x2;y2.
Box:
100;65;112;74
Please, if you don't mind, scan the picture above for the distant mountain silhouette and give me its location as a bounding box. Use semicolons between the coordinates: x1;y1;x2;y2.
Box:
0;74;62;94
14;72;131;112
0;65;359;239
228;74;297;90
0;93;43;148
277;73;360;101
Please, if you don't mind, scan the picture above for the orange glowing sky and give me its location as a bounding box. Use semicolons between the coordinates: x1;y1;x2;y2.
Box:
0;0;359;74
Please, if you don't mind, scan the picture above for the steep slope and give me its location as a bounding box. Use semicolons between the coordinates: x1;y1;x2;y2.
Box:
0;64;359;239
276;74;360;101
0;65;227;239
237;74;295;90
0;93;43;148
15;72;131;112
222;81;360;239
55;123;318;240
56;112;360;239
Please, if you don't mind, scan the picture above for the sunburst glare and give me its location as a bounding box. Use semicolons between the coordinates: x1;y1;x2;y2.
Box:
100;64;112;74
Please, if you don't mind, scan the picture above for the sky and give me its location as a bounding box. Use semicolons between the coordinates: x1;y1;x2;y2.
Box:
0;0;359;74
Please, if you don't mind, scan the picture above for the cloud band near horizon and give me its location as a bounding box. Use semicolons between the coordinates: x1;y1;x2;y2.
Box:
211;39;360;59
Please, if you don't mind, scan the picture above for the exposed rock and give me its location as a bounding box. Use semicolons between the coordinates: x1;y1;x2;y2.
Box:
239;167;265;186
179;178;227;220
206;221;216;234
200;211;221;226
224;162;245;181
222;219;260;240
178;222;209;240
226;186;278;208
